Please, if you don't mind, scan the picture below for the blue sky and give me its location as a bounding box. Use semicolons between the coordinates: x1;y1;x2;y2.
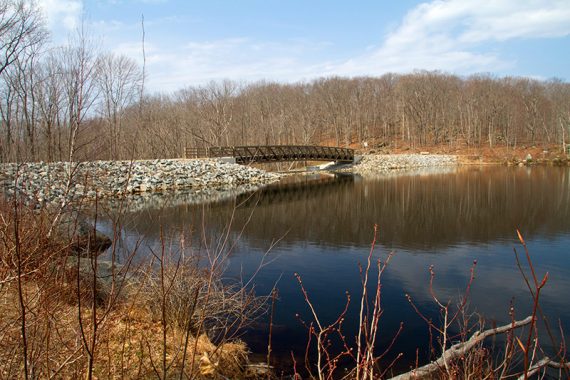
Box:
38;0;570;93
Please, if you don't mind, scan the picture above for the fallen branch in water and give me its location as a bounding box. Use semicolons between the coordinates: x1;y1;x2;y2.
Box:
389;316;533;380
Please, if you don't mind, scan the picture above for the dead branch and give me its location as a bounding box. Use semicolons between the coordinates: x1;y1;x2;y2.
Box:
389;316;533;380
516;356;570;380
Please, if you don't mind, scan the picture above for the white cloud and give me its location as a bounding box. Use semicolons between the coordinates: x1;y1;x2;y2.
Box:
456;2;570;42
330;0;570;77
90;19;125;33
128;38;334;93
37;0;82;31
100;0;570;92
385;0;570;45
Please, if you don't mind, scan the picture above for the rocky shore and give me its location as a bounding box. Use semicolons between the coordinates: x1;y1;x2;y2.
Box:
9;152;561;207
1;159;281;205
349;154;458;175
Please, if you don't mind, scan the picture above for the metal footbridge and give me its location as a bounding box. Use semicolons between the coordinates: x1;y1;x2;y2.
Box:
186;145;354;164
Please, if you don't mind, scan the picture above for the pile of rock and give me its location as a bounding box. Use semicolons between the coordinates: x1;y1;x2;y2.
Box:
352;154;458;175
1;159;281;205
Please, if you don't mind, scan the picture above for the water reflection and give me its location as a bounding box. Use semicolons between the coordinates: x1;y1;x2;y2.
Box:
117;166;570;250
103;166;570;371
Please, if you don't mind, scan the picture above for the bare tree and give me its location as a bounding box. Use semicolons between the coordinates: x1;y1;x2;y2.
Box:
60;28;99;163
95;52;142;159
34;51;65;161
196;80;238;146
0;0;47;76
546;79;570;152
0;0;46;162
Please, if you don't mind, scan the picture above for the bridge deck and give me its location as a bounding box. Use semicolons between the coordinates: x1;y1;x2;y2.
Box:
186;145;354;164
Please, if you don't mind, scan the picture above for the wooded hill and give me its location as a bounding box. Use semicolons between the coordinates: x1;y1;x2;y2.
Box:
6;71;570;163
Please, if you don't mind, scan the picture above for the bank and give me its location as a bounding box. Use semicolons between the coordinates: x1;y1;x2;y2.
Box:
1;159;282;206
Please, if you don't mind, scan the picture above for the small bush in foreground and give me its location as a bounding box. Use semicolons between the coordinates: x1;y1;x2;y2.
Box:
0;197;267;379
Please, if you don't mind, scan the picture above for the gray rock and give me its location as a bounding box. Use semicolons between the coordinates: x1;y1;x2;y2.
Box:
1;158;281;206
351;154;458;176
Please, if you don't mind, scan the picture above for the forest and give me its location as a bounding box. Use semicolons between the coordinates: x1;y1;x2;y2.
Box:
1;0;570;164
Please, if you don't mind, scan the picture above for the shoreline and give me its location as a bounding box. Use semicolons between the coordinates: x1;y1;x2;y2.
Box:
2;151;568;206
1;159;281;206
346;153;459;176
334;150;569;176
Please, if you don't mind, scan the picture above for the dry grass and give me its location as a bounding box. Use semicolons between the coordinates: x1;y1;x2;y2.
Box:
0;289;252;379
89;307;251;379
0;198;264;379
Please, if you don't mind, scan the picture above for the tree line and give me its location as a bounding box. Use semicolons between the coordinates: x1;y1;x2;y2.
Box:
0;0;143;163
1;0;570;163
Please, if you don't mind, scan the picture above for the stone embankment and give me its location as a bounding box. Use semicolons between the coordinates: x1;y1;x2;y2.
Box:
1;159;281;205
351;154;458;175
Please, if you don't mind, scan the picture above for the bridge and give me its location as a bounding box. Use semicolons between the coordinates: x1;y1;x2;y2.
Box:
186;145;354;164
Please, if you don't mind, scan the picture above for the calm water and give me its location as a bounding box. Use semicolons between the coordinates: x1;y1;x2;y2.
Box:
101;165;570;371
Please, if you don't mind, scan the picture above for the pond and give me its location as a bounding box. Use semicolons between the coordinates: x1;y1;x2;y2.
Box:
98;165;570;374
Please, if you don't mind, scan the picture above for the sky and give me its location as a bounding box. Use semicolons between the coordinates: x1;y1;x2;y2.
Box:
36;0;570;93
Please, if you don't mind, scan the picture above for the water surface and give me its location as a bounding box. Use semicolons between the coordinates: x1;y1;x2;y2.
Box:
101;166;570;372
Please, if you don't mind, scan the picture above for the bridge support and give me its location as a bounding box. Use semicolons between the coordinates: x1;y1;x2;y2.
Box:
217;157;237;164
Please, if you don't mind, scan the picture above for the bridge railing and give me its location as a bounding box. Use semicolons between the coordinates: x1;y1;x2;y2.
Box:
185;145;354;163
185;147;209;159
199;145;354;163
